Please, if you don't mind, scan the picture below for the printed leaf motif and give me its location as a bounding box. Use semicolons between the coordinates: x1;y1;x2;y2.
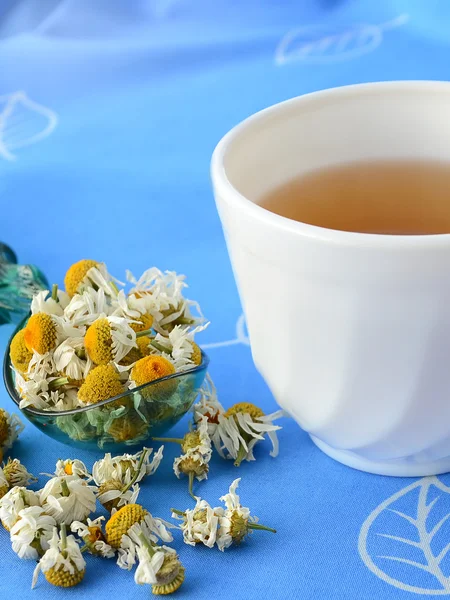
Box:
359;476;450;595
0;91;58;161
203;313;250;349
275;14;409;66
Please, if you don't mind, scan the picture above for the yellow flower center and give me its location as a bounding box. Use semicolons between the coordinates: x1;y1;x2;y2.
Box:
84;318;113;365
45;566;85;588
181;431;201;453
64;463;73;476
229;511;249;544
78;365;123;404
64;259;98;297
136;336;152;357
131;355;175;386
87;526;105;544
105;504;148;548
178;455;208;477
129;313;154;333
10;329;33;373
0;484;9;500
99;479;123;513
23;313;57;355
190;342;202;366
224;402;265;421
153;567;185;595
107;413;148;443
0;409;8;446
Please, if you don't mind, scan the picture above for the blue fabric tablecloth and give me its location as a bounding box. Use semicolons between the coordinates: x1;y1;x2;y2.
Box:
1;1;450;598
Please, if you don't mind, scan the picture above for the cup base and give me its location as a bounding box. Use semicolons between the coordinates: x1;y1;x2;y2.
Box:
310;435;450;477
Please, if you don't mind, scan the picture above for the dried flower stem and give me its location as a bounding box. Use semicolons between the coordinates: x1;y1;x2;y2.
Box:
51;284;59;302
121;448;148;494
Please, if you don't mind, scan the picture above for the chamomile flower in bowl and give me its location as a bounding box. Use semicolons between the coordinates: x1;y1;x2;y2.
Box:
3;260;210;452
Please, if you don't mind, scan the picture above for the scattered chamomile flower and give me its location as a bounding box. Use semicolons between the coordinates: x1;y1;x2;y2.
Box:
0;408;24;458
71;517;115;558
171;498;221;548
10;505;57;559
32;524;86;589
3;458;36;487
0;466;9;499
84;316;137;365
40;475;98;524
116;517;179;593
105;503;149;548
95;448;162;512
214;403;286;467
192;374;224;435
216;478;276;551
0;486;40;530
78;364;124;404
54;458;90;479
117;514;174;569
156;417;212;498
9;329;33;374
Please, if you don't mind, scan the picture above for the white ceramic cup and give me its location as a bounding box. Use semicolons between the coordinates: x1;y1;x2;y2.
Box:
211;81;450;477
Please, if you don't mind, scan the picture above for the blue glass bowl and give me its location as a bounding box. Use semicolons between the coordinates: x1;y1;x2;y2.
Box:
3;323;209;453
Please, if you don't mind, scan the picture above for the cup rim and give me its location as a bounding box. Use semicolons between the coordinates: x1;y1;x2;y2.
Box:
211;80;450;249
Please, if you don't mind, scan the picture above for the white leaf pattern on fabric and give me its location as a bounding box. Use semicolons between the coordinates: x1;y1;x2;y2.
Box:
202;313;250;349
359;476;450;594
275;14;409;66
0;91;58;161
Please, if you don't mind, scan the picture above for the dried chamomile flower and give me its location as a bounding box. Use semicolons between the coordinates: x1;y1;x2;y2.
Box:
0;486;40;530
10;329;33;374
158;417;211;498
30;288;69;317
0;408;24;458
94;447;163;485
117;516;179;593
126;268;204;334
151;324;207;371
95;448;162;512
53;336;91;381
23;313;80;355
40;475;97;524
32;525;86;588
84;316;136;364
171;499;221;548
117;515;174;568
3;458;36;487
112;289;155;333
105;503;149;548
78;364;124;404
64;287;109;327
10;505;57;559
107;412;149;443
54;459;90;479
0;466;9;499
216;478;276;551
192;374;224;435
71;517;115;558
214;403;286;466
130;355;176;400
64;258;99;297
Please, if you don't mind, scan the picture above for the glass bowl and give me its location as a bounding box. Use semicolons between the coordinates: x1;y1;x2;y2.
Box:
3;322;209;453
